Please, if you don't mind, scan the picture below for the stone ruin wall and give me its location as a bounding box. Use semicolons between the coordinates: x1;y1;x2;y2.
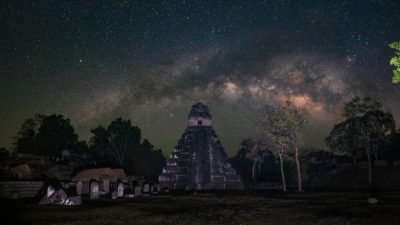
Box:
0;181;44;198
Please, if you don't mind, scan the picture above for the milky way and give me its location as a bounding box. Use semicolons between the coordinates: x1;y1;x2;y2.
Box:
1;1;400;155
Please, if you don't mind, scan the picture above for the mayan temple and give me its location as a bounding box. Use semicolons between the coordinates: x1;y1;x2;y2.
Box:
158;103;243;190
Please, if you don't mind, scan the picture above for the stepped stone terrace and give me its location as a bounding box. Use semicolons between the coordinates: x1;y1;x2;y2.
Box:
158;103;243;190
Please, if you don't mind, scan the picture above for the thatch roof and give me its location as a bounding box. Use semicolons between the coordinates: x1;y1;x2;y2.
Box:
71;167;128;182
112;169;128;182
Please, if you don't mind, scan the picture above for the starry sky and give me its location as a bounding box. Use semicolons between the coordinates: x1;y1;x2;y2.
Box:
1;0;400;156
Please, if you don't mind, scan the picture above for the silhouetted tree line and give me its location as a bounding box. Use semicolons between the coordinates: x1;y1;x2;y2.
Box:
89;118;165;181
231;96;400;189
230;138;297;187
325;97;397;184
12;115;165;182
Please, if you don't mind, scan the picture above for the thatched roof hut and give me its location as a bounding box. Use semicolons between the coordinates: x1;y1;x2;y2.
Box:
72;168;128;183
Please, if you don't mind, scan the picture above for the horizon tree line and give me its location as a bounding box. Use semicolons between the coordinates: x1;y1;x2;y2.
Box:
232;96;399;190
7;96;400;188
11;115;165;182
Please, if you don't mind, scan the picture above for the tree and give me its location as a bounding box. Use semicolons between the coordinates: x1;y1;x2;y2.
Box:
231;140;281;185
343;96;382;118
326;118;362;167
13;118;38;154
241;139;268;184
36;114;78;158
74;140;89;154
107;118;141;168
383;131;400;162
90;118;141;168
126;139;166;182
261;102;307;192
89;118;166;180
360;110;395;183
230;144;254;185
283;102;307;192
326;97;395;184
89;126;110;162
326;97;382;166
13;114;78;158
262;104;291;192
389;41;400;84
0;147;9;160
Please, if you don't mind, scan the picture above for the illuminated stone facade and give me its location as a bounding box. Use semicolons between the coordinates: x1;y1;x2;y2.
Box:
159;103;243;190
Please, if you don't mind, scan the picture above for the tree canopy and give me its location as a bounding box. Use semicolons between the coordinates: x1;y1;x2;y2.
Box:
14;114;78;158
89;118;166;180
231;138;282;185
13;118;38;154
261;101;307;191
36;114;78;158
389;41;400;84
13;114;166;180
326;97;395;183
89;118;141;167
326;97;393;160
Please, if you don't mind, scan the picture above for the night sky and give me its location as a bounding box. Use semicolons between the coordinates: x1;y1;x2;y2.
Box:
1;0;400;156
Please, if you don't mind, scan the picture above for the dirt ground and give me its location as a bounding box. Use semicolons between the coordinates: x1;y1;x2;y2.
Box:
2;191;400;225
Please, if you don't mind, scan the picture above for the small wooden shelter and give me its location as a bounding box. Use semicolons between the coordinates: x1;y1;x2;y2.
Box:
72;167;128;196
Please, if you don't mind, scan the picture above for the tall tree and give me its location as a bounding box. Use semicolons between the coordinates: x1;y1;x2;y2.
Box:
262;102;307;191
107;118;141;168
343;96;382;118
36;114;78;158
383;131;400;162
286;102;307;192
230;144;254;184
262;104;290;192
89;118;166;180
241;139;268;184
0;147;9;160
90;125;111;163
14;115;78;158
232;141;280;185
325;120;362;167
74;140;89;154
389;41;400;84
326;97;382;166
13;118;38;154
126;139;166;182
360;110;395;183
326;97;395;184
89;118;141;168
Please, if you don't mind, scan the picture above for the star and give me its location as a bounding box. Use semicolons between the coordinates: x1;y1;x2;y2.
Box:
0;0;399;155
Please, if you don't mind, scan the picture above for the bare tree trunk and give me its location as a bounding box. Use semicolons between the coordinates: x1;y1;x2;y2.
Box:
252;161;256;184
366;147;372;184
294;145;302;192
279;152;287;192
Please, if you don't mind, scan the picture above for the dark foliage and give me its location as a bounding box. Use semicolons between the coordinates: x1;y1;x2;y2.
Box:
89;118;166;181
13;114;79;158
381;131;400;162
326;97;396;164
231;138;296;185
126;139;166;182
13;118;38;154
0;147;9;159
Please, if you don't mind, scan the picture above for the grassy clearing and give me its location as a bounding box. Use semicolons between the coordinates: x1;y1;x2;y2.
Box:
2;192;400;225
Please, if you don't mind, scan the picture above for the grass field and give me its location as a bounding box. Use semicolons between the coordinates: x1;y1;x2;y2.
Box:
2;192;400;225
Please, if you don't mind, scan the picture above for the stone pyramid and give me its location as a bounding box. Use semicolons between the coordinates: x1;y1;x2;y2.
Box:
159;103;243;190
